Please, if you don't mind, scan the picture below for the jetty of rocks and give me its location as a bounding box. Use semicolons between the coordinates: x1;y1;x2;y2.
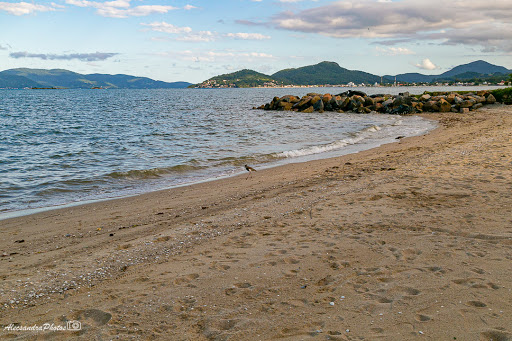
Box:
256;90;498;115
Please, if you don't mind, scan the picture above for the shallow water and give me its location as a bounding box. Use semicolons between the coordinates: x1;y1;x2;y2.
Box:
0;86;498;217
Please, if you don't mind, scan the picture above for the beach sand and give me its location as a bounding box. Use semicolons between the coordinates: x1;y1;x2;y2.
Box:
1;104;511;340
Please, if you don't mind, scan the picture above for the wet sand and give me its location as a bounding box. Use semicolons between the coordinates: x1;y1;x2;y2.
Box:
1;104;512;340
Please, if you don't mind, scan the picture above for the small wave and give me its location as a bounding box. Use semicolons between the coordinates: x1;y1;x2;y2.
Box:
275;124;384;158
107;164;203;180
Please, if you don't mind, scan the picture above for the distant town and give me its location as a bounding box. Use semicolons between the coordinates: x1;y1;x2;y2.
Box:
194;78;511;89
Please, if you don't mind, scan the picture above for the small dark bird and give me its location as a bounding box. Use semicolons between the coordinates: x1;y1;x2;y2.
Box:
244;164;257;179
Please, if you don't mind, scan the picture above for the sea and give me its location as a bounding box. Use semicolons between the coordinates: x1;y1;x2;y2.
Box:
0;86;501;219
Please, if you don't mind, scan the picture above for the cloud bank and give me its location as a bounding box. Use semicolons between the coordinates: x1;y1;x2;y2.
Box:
0;1;58;15
64;0;186;18
160;50;274;63
10;51;119;61
245;0;512;53
143;21;271;42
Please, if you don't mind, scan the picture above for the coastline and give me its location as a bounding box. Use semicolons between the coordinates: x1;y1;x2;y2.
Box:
1;105;512;340
0;112;436;222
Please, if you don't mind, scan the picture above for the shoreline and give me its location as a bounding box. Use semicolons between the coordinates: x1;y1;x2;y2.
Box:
1;105;511;340
0;114;436;222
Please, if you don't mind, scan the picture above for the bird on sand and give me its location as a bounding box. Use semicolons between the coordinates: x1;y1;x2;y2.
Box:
244;164;257;179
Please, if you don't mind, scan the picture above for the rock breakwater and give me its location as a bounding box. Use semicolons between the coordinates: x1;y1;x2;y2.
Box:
256;90;500;115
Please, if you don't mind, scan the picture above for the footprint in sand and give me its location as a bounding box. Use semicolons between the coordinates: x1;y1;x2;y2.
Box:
466;300;487;308
174;273;199;285
415;314;431;322
480;330;511;341
71;309;112;327
209;262;230;271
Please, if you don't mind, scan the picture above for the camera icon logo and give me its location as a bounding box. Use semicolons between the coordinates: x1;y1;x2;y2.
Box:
66;320;82;331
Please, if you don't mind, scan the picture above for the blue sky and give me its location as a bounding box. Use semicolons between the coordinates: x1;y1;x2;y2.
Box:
1;0;511;83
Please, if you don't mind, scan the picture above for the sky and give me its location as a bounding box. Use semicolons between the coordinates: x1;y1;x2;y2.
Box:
1;0;511;83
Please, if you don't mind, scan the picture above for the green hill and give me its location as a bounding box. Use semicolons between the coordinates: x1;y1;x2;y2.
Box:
0;73;41;88
0;68;191;89
193;69;285;88
272;61;380;85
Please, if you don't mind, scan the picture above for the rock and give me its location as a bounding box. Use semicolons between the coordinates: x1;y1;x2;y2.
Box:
307;92;322;97
280;95;299;103
293;96;312;109
412;102;423;111
472;103;484;110
459;99;476;108
393;95;412;107
322;94;333;103
372;102;384;112
364;96;374;107
486;94;496;104
460;107;470;113
348;98;362;111
446;93;457;103
348;90;367;97
438;98;452;112
390;104;414;115
329;97;339;109
472;95;486;103
420;94;431;101
301;106;314;113
277;101;293;111
313;99;324;111
382;98;394;107
454;96;464;104
423;100;439;112
339;97;351;110
310;95;322;105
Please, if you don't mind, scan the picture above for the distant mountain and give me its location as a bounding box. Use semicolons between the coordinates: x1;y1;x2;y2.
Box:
193;61;382;88
438;60;510;78
0;68;191;89
0;73;41;88
194;69;285;88
387;60;511;84
271;61;380;85
196;60;511;88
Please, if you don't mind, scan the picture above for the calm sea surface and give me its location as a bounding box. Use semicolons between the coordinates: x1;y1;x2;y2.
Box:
0;86;501;218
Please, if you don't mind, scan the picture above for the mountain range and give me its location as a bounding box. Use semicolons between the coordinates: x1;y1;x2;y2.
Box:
0;68;191;89
194;60;511;88
0;60;510;89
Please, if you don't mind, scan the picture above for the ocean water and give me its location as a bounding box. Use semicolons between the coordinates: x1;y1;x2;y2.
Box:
0;86;495;218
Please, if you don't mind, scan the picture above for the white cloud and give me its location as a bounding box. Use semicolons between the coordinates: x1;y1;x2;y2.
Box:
241;0;512;53
65;0;178;18
0;2;57;15
10;51;119;61
160;50;275;63
225;33;271;40
141;22;192;34
142;22;217;42
176;31;217;42
415;58;439;70
183;4;197;10
143;22;271;43
375;46;415;56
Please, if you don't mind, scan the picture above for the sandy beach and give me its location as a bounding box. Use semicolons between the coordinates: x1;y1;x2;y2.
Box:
1;104;512;340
